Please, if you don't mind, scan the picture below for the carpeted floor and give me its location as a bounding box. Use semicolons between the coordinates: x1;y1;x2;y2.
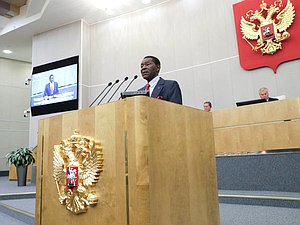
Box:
1;176;300;225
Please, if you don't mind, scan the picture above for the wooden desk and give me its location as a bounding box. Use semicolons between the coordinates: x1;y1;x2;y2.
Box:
213;98;300;154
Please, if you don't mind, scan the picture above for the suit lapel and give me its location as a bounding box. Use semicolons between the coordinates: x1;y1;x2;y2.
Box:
151;77;164;98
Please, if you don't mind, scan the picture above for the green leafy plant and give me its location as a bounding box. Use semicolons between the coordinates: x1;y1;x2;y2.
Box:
6;147;35;167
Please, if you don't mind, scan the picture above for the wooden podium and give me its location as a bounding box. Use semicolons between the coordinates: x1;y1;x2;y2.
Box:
36;96;219;225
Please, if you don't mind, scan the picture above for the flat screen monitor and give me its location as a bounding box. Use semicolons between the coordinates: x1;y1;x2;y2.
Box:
236;99;266;107
30;56;79;116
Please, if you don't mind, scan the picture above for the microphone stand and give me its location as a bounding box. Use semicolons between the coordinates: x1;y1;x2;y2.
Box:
118;75;138;100
97;79;119;105
89;82;112;107
107;77;128;103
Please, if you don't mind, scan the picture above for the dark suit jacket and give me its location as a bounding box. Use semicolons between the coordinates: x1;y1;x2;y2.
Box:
44;82;59;97
139;77;182;104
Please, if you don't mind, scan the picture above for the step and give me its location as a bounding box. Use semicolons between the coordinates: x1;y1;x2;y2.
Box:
0;200;35;225
219;190;300;208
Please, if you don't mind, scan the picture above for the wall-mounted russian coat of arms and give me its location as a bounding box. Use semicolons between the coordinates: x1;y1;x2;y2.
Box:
233;0;300;72
53;130;103;214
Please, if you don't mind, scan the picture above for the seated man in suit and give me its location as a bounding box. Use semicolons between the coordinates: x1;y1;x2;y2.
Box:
139;56;182;104
259;87;278;102
44;74;59;98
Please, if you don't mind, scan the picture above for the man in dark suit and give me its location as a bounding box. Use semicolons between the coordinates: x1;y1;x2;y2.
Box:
139;56;182;104
44;74;59;97
259;87;278;102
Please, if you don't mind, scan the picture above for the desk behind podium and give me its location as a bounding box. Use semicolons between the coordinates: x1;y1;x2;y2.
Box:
213;97;300;154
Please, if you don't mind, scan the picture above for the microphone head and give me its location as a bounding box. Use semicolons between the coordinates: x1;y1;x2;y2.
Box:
108;82;113;86
115;79;120;83
134;75;138;79
124;76;129;81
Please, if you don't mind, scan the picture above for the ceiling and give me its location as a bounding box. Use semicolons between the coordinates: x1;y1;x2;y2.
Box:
0;0;169;63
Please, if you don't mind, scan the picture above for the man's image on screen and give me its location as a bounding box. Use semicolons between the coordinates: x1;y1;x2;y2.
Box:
43;74;59;98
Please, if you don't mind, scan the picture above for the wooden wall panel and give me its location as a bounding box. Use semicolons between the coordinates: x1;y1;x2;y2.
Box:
213;98;300;154
213;98;300;128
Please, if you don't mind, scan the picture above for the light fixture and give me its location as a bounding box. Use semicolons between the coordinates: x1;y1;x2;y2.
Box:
23;108;30;118
93;0;125;15
93;0;115;10
25;78;32;86
105;8;114;15
142;0;151;4
3;49;12;54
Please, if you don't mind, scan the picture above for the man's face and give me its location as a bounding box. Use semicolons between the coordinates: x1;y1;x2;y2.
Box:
49;75;54;83
259;90;269;99
203;103;211;112
140;58;160;82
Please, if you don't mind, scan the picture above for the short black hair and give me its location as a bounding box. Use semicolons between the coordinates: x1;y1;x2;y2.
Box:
204;101;212;107
144;56;161;66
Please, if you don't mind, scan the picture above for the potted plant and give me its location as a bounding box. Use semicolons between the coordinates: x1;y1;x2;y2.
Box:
6;147;35;186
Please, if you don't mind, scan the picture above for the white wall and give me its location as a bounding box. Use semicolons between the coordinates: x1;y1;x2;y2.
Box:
88;0;300;109
29;21;82;148
28;0;300;149
0;58;32;170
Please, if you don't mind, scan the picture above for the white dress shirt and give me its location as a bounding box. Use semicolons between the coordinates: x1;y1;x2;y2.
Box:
148;76;160;97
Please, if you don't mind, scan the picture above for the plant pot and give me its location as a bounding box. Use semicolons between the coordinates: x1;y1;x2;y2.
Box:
31;164;37;185
17;165;28;186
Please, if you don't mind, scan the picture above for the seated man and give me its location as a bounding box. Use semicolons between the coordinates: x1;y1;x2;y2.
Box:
259;87;278;102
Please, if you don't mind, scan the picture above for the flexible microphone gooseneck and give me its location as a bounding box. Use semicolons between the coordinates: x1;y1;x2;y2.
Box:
89;82;112;107
107;76;129;103
97;79;119;105
118;75;138;100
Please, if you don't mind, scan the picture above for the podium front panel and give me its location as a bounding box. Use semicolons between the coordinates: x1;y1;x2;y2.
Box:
36;102;127;225
36;97;219;225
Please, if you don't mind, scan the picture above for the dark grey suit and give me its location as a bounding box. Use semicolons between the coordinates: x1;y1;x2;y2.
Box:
139;77;182;104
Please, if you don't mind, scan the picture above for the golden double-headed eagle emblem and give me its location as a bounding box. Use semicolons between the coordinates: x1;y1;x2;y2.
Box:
240;0;295;55
53;130;103;214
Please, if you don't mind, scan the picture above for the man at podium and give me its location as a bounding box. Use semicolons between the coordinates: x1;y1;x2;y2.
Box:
43;74;59;98
139;56;182;104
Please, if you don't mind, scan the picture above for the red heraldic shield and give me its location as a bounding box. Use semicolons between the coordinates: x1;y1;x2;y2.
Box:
66;166;78;190
233;0;300;73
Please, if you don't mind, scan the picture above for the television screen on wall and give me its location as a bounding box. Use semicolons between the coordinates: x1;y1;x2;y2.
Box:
30;56;79;116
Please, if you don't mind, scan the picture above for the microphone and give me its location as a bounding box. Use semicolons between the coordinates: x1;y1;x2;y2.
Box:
107;76;129;103
89;82;112;107
119;75;138;100
97;79;119;105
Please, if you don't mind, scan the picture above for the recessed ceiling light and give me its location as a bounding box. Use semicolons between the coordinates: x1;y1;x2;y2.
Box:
142;0;151;4
3;49;12;54
105;8;114;15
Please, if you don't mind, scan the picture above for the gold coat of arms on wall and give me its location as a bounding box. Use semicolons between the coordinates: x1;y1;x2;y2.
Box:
53;130;103;214
240;0;295;55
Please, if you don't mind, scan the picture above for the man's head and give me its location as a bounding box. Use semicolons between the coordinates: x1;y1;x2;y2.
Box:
49;74;54;83
140;56;160;82
259;87;269;100
203;101;212;112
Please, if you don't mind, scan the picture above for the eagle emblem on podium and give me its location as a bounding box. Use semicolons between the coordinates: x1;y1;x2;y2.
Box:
240;0;295;55
53;130;103;214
